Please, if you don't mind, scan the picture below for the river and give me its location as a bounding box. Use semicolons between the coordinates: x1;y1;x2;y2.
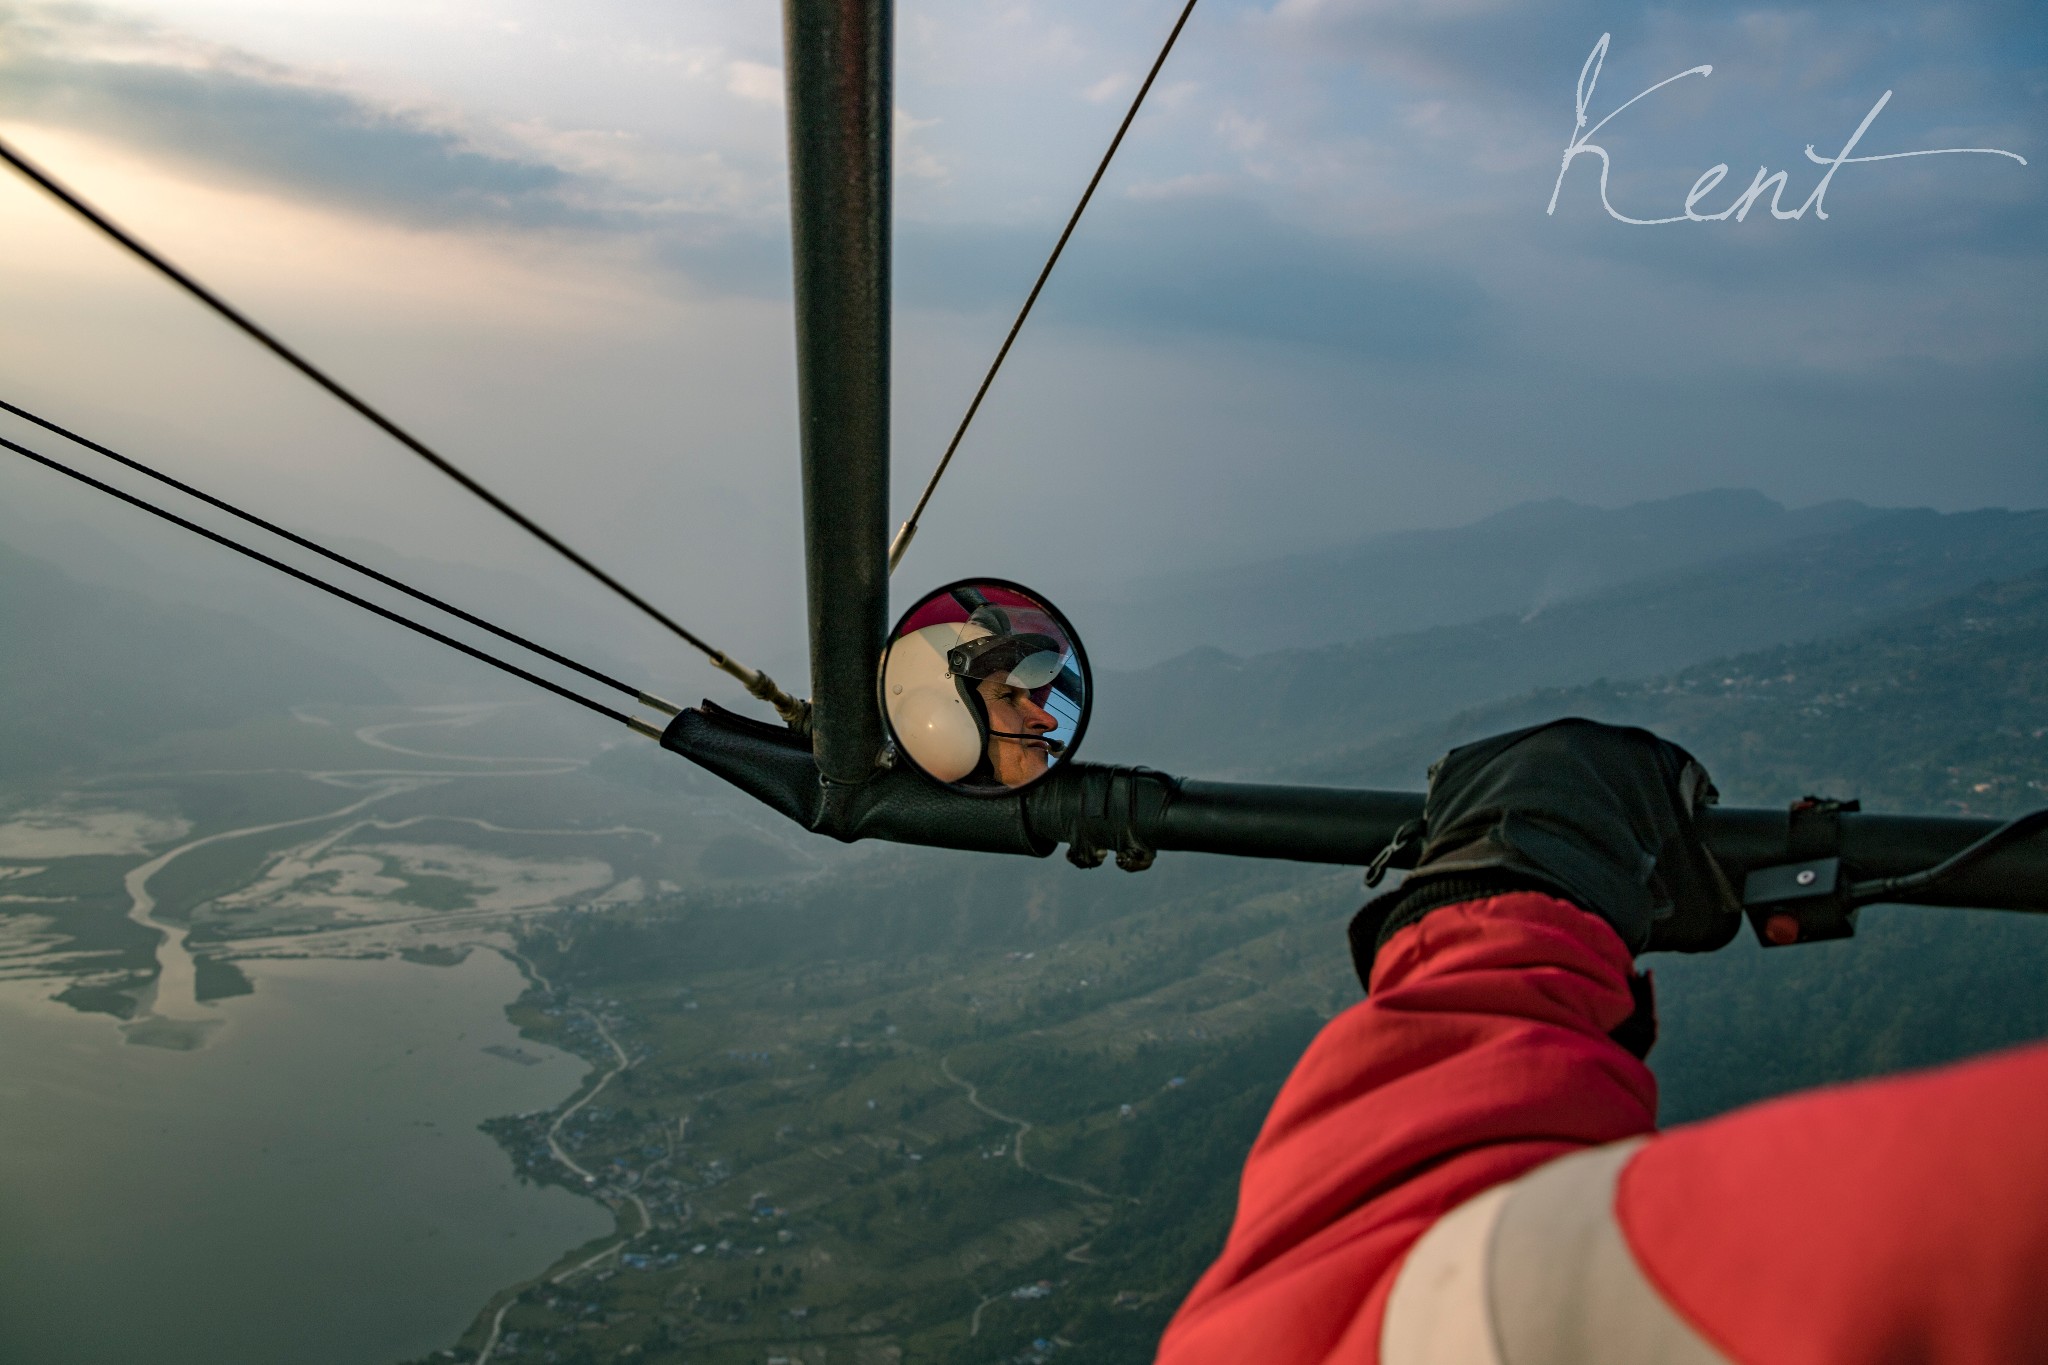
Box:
0;949;613;1365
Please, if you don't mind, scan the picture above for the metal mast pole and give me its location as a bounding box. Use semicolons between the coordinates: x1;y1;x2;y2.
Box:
780;0;893;783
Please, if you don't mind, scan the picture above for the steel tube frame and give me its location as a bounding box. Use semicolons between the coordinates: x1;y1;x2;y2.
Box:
661;705;2048;913
781;0;893;782
1095;779;2048;912
1147;780;1420;864
1015;763;2048;912
1694;807;2048;911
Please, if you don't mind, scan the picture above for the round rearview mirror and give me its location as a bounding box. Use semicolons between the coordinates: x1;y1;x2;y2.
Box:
879;579;1090;795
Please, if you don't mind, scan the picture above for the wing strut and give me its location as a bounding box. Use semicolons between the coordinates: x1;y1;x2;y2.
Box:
780;0;895;783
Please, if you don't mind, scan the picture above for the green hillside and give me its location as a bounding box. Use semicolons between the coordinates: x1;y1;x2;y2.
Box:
1302;565;2048;813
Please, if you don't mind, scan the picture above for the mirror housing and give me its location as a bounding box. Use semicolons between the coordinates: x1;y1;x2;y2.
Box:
879;579;1090;795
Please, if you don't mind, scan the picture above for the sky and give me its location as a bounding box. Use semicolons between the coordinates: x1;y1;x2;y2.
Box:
0;0;2040;696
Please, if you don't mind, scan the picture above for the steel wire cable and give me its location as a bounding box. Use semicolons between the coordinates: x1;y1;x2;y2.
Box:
0;396;673;711
1;433;650;733
0;135;799;721
888;0;1202;573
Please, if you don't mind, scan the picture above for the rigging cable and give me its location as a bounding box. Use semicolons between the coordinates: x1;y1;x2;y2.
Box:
0;432;664;739
0;135;806;727
0;396;680;720
887;0;1201;574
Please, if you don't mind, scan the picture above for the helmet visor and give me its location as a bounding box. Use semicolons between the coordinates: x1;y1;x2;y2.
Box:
949;604;1073;688
947;632;1066;689
1005;649;1064;690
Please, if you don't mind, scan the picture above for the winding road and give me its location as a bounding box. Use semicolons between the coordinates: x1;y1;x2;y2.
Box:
939;1054;1108;1198
942;1052;1135;1340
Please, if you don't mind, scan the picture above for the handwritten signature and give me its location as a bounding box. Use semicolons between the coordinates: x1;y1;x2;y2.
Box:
1547;33;2027;225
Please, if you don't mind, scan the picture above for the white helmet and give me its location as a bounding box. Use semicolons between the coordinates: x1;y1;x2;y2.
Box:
882;620;992;782
881;598;1074;785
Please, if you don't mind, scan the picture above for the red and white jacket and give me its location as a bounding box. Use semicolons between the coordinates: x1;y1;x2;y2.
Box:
1157;892;2048;1365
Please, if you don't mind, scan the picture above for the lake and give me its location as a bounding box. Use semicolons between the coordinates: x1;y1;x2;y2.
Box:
0;948;612;1364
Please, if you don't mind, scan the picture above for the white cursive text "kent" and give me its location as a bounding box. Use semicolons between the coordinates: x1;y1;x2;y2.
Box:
1546;33;2027;225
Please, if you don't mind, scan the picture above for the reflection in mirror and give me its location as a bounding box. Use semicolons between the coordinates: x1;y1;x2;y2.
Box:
879;580;1090;795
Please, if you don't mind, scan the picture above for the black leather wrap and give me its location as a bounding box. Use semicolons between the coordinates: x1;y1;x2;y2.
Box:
1026;764;1182;871
662;703;1196;867
662;702;1056;857
662;706;2048;919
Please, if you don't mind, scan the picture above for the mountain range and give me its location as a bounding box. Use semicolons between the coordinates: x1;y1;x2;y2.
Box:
1295;564;2048;816
1069;489;1885;667
10;487;2048;794
1085;505;2048;778
0;540;390;774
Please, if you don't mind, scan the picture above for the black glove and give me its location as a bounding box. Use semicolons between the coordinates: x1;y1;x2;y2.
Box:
1350;718;1741;986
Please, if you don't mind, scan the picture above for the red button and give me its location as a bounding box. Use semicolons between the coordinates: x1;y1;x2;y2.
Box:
1764;914;1801;945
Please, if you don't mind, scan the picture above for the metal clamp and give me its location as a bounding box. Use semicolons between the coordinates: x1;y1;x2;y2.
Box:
1742;796;1861;947
1058;766;1177;872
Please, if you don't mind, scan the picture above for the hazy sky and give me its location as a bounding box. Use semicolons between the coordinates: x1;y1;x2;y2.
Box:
0;0;2040;692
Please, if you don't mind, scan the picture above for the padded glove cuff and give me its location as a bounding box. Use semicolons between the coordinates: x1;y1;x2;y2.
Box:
1349;870;1565;989
1350;719;1741;988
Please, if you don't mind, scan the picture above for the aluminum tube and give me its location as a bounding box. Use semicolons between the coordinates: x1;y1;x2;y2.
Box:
781;0;893;782
1696;807;2048;909
1145;786;2045;912
1150;781;1422;865
1077;773;2048;912
662;708;2048;911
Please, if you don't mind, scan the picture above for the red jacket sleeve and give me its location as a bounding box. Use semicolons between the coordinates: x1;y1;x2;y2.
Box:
1156;891;1653;1365
1618;1025;2048;1364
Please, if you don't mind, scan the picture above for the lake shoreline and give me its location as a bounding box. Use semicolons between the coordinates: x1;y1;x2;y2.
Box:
0;949;615;1365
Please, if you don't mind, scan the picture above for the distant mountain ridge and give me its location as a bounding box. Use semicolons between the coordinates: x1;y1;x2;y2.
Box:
1085;506;2048;777
1072;489;1886;667
0;540;391;773
1296;563;2048;815
0;495;669;698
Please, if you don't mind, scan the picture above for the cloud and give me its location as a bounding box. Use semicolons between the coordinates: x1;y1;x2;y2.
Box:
0;4;602;230
646;187;1488;360
1083;72;1131;104
896;108;948;182
895;195;1491;357
8;0;2022;377
1260;0;2046;117
725;59;784;106
1048;197;1490;356
1125;171;1238;200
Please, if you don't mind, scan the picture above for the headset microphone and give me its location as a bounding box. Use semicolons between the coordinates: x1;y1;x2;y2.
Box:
988;729;1066;756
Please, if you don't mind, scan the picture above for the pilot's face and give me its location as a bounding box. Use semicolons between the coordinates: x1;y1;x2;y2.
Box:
977;675;1057;787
